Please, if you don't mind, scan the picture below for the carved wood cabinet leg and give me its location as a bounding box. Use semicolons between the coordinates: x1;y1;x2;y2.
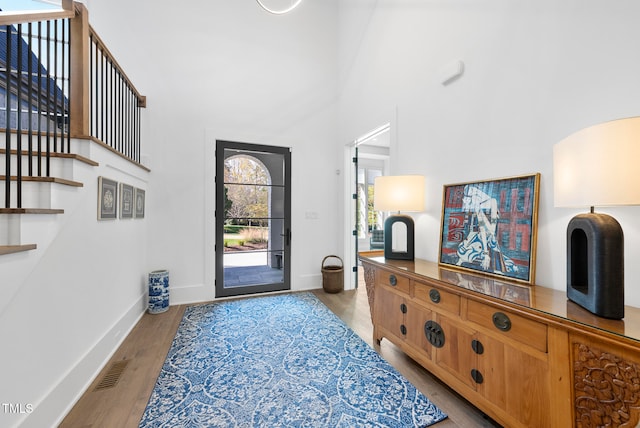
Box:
361;261;382;345
362;262;376;321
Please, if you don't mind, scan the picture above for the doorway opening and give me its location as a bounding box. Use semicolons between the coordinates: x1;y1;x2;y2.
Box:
345;124;390;289
215;140;291;298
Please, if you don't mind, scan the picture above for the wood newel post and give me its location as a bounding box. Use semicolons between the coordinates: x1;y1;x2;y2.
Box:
69;2;90;138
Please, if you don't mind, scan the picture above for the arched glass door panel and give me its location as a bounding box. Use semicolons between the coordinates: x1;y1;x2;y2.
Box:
215;140;291;297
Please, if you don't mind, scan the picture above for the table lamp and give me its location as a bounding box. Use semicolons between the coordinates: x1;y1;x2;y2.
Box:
373;175;425;260
553;117;640;319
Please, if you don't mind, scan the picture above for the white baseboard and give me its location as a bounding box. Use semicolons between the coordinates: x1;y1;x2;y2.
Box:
17;294;147;428
169;283;215;305
294;273;322;291
170;274;324;305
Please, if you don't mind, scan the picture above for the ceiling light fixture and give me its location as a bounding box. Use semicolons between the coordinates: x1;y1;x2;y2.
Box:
256;0;303;15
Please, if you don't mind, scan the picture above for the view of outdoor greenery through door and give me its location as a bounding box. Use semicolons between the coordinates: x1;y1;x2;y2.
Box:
215;140;291;298
224;157;270;252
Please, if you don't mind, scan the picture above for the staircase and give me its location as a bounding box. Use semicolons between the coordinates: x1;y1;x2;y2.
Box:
0;133;99;255
0;1;145;257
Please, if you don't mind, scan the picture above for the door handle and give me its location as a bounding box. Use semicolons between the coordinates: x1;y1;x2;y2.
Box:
281;229;291;246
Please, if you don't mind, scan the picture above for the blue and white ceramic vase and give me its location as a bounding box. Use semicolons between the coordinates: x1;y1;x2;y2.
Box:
148;270;169;314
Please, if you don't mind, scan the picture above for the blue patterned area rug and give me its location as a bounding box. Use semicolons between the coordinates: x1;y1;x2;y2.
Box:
139;292;447;427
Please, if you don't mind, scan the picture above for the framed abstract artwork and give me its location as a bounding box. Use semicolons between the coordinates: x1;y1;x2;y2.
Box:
438;173;540;285
120;183;134;219
98;177;118;220
134;188;146;218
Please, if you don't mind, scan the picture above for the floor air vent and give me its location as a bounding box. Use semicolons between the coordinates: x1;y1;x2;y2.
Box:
94;359;129;391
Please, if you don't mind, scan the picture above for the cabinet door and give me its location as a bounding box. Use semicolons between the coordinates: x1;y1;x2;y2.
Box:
434;314;477;390
374;285;406;341
571;334;640;428
476;333;551;428
404;300;433;359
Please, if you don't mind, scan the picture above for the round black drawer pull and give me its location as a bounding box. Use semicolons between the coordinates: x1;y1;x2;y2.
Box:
492;312;512;332
471;339;484;355
400;324;407;335
400;303;408;314
424;320;445;348
429;289;441;303
389;274;397;286
471;369;484;384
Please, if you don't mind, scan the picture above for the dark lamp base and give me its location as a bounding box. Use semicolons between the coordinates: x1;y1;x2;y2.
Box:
384;214;415;260
566;212;624;320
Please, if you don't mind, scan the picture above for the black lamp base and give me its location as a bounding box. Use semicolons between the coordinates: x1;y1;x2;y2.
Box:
566;212;624;319
384;214;415;260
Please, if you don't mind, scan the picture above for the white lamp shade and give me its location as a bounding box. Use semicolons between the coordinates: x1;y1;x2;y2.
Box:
374;175;425;212
553;117;640;207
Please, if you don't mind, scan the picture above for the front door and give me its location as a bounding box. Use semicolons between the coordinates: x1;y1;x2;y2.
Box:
215;140;291;297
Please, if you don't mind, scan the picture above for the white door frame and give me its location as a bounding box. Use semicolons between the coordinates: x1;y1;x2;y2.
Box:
343;121;393;290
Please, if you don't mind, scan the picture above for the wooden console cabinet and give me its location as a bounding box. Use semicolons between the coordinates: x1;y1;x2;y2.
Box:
360;251;640;428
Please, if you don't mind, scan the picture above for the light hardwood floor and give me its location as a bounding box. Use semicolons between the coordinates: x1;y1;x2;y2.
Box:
60;286;501;427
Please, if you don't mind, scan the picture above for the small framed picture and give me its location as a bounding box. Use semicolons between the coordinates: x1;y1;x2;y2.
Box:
439;173;540;284
120;183;134;219
98;177;118;220
134;188;146;218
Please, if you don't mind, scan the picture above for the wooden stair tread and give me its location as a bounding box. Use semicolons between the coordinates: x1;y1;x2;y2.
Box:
0;148;99;166
0;208;64;214
0;244;37;255
0;175;83;187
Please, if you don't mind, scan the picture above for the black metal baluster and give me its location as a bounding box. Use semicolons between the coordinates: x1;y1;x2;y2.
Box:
67;18;70;150
124;76;128;155
122;77;126;155
37;21;42;177
135;94;139;161
45;20;51;177
16;24;22;207
126;82;131;157
105;56;109;147
27;23;33;176
52;19;58;152
90;35;94;137
61;18;68;152
127;78;131;157
111;59;114;149
117;69;121;154
124;79;128;156
136;95;140;162
100;47;104;142
130;86;134;158
5;25;12;208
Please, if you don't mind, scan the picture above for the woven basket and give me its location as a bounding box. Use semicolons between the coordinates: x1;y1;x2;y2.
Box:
322;255;344;293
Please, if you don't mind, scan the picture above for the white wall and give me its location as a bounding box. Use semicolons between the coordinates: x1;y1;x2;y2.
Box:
338;0;640;306
86;1;341;302
0;141;149;428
